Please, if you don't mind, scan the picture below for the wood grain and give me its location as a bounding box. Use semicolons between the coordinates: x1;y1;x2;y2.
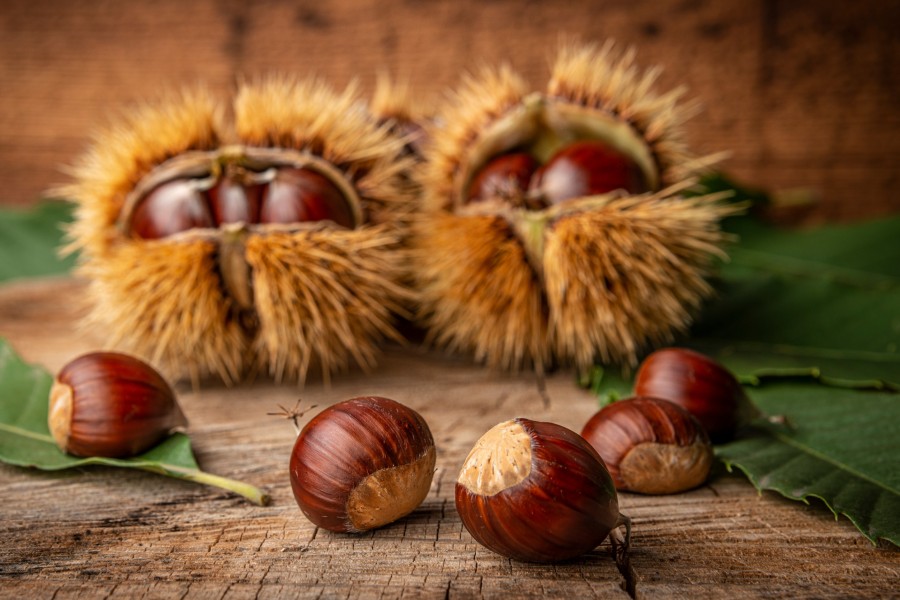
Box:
0;277;898;599
1;0;898;223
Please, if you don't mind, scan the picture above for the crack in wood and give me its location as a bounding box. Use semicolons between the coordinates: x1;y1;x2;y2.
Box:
612;535;638;599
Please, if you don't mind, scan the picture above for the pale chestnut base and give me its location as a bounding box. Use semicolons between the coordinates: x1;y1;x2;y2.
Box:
619;440;713;495
346;445;437;531
457;419;531;495
48;380;73;452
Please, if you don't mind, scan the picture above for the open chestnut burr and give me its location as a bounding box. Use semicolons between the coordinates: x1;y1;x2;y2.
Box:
412;42;741;375
63;78;417;386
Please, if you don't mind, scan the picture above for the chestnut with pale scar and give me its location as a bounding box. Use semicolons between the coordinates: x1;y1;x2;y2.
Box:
455;417;630;562
49;352;187;458
289;396;436;533
581;396;713;494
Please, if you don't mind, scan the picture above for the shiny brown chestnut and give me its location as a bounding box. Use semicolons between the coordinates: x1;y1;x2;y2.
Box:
208;177;263;225
455;418;627;563
581;396;713;494
289;396;436;533
529;140;648;204
634;347;748;442
260;167;356;228
131;178;215;239
467;152;539;206
48;352;187;458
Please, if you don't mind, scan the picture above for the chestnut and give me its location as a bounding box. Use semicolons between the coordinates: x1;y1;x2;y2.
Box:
48;352;187;458
467;152;539;206
455;418;627;563
581;396;713;494
529;140;648;204
260;167;356;229
289;396;435;533
634;347;748;442
130;178;214;239
207;177;263;225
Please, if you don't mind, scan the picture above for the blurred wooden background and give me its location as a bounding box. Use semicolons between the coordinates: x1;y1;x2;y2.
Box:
1;0;897;223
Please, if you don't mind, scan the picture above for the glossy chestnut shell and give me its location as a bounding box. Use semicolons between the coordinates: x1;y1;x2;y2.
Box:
455;418;620;562
581;396;713;494
48;352;186;458
290;396;436;533
634;348;747;442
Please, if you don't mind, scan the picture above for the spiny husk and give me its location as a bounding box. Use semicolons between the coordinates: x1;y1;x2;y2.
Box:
76;238;249;387
412;212;548;372
63;76;415;385
246;226;411;385
61;88;224;259
544;188;738;369
234;75;415;226
370;73;430;126
413;42;740;371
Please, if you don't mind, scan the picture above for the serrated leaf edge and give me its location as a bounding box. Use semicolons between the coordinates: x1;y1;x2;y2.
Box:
719;435;899;548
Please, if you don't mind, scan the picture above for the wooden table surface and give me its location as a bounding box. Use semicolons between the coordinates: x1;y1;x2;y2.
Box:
0;277;897;599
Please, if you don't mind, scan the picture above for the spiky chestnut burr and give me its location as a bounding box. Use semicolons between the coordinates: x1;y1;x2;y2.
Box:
581;396;713;494
455;418;630;562
290;396;435;533
61;77;416;386
413;42;741;373
634;347;751;442
49;352;187;458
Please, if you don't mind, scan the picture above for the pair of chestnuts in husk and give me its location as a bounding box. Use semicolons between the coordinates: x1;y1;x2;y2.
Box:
62;42;742;387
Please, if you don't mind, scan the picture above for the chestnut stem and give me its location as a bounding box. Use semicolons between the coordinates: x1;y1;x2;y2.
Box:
611;513;635;598
140;462;270;506
613;513;632;554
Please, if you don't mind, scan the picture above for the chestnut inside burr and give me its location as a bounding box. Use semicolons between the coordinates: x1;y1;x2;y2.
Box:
130;166;356;241
116;146;365;326
466;140;649;210
119;146;364;242
456;95;659;213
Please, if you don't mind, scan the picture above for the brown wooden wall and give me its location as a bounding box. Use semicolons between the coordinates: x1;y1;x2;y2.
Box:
2;0;897;223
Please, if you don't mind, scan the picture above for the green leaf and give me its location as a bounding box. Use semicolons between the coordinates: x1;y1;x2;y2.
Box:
717;382;900;547
0;201;76;283
577;366;629;407
694;215;900;387
0;338;269;505
584;179;900;547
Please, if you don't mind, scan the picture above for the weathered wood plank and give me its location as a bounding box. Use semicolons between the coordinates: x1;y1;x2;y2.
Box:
0;277;898;599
